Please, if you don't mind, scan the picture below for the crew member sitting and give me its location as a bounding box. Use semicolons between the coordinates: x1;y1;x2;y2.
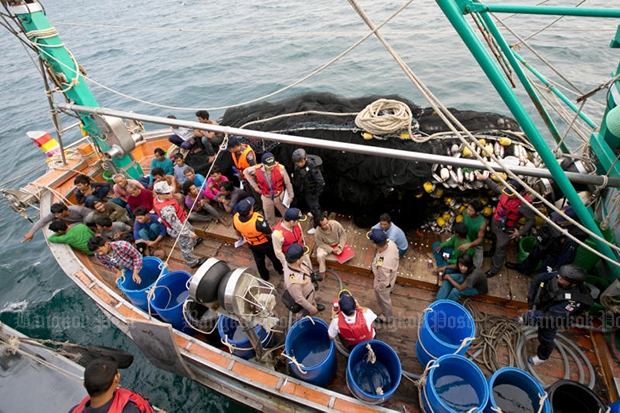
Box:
328;289;376;349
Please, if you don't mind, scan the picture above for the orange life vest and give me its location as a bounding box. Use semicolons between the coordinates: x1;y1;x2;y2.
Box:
233;212;269;246
153;197;187;229
232;144;255;176
337;308;373;346
72;388;154;413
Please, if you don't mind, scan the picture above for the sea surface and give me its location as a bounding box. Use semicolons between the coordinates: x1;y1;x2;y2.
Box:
0;0;617;411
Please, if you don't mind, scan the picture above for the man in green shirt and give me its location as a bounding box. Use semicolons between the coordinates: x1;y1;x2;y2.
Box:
432;222;474;275
48;220;95;255
460;198;488;269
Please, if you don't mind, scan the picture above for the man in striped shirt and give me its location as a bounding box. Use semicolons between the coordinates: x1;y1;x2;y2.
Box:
88;235;143;284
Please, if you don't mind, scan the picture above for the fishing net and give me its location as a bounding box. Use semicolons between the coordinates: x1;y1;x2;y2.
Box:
218;92;521;230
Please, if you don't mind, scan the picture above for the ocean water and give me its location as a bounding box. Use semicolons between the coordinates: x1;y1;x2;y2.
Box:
0;0;617;411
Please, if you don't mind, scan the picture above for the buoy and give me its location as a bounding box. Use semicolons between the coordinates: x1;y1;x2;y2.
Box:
362;132;373;140
424;181;435;193
27;131;61;157
462;146;473;157
483;206;493;217
436;217;446;227
606;106;620;138
455;214;463;223
498;137;512;146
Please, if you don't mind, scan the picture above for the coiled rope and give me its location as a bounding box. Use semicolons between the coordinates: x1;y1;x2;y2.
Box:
354;98;414;138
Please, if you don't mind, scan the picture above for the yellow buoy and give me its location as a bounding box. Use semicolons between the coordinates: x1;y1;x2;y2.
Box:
362;132;373;140
444;196;453;205
424;181;435;193
462;146;473;157
436;217;446;227
499;137;512;146
483;206;493;216
455;214;464;223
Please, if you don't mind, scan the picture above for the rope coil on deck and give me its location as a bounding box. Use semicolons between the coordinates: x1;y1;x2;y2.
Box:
354;99;414;139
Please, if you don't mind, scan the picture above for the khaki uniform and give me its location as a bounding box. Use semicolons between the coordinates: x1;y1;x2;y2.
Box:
283;262;317;315
315;219;346;273
371;240;399;321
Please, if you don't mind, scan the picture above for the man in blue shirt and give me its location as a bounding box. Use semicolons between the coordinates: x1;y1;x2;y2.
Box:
133;206;166;250
371;213;408;256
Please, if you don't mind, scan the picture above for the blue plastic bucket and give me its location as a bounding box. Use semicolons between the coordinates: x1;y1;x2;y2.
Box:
217;315;274;360
346;340;401;404
284;317;336;387
117;256;168;310
421;354;489;413
149;271;192;332
416;299;475;367
485;367;550;413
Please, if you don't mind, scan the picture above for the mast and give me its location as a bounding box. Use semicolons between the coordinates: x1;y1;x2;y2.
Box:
436;0;620;278
7;0;143;179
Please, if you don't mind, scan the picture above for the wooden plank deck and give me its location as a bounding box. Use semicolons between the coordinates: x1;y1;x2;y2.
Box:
191;210;532;307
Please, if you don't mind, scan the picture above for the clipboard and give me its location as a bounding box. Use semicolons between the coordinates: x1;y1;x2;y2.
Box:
333;243;355;264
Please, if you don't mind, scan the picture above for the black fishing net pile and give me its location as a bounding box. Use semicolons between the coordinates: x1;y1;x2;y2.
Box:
217;92;520;229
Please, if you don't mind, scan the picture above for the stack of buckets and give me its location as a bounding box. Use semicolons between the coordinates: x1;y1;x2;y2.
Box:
116;257;196;334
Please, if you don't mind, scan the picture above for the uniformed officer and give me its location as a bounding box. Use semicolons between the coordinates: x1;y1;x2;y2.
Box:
232;197;283;281
283;244;325;315
517;264;592;365
368;228;399;324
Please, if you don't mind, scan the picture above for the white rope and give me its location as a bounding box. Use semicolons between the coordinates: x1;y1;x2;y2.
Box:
354;99;413;138
537;391;548;413
282;352;308;374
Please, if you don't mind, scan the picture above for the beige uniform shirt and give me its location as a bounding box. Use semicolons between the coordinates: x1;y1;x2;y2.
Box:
283;262;316;314
371;241;399;290
244;163;294;199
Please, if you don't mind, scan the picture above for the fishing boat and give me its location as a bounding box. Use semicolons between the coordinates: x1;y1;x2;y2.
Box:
1;0;620;411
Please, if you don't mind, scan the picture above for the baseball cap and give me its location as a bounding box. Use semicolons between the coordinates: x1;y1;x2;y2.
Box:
285;243;309;263
551;205;577;226
235;197;255;216
338;290;356;316
261;152;276;167
367;228;387;246
227;136;240;150
154;181;174;194
503;179;523;196
284;208;306;222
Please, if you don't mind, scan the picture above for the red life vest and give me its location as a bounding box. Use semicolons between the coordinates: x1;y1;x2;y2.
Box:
337;308;373;346
233;212;269;246
493;194;531;228
72;388;154;413
274;221;303;253
255;165;285;197
153;197;187;229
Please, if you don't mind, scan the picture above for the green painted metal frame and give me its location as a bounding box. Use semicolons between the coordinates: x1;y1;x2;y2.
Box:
437;0;620;279
14;5;143;179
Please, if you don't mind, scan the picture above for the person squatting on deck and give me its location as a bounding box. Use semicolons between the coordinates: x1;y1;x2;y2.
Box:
153;181;207;269
87;236;143;284
283;244;325;316
435;254;488;301
48;220;95;255
328;289;377;349
515;264;592;366
432;222;474;276
182;180;226;225
244;152;294;228
477;173;535;278
233;197;283;281
132;207;166;251
22;202;93;242
368;228;399;324
291;148;324;234
314;212;346;277
506;205;587;275
371;213;408;256
70;358;154;413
